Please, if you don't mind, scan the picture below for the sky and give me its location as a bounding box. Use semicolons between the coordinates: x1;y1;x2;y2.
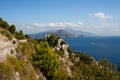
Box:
0;0;120;36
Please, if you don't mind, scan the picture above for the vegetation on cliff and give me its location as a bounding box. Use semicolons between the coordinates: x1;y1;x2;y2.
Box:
0;18;120;80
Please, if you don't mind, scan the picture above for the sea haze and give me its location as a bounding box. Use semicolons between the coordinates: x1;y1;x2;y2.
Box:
64;36;120;68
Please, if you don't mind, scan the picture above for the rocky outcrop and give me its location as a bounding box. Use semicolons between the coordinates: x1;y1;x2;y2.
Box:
51;36;73;76
0;33;18;62
55;37;69;58
14;72;20;80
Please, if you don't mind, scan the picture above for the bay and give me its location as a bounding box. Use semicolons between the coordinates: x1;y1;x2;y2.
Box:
64;36;120;67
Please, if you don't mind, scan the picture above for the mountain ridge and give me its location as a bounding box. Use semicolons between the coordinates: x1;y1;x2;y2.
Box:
28;29;95;39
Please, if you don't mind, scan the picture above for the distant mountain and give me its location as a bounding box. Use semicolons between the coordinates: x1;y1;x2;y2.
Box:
65;29;95;37
28;29;95;39
54;29;77;38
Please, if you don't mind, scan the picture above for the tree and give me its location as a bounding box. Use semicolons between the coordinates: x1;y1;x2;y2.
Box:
9;25;16;34
2;21;9;30
15;30;24;39
0;17;3;27
32;42;59;79
19;30;23;36
0;18;9;29
47;34;57;47
98;58;116;71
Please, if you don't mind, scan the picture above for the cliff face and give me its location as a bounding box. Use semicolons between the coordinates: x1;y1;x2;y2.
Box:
45;34;120;80
0;28;37;80
0;30;120;80
54;37;73;76
0;18;120;80
0;29;17;62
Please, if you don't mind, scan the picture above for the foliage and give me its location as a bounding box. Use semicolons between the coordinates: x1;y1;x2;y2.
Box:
54;48;64;57
0;62;14;80
52;69;70;80
1;22;9;30
32;42;60;79
0;18;25;39
0;18;3;26
0;56;37;80
27;37;39;45
18;42;35;59
75;52;94;64
0;17;120;80
47;34;58;47
71;52;120;80
0;29;12;40
9;25;16;34
98;58;116;71
0;18;9;30
15;30;25;39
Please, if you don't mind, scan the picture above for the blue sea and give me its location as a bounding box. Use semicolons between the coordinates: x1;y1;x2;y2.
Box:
64;36;120;68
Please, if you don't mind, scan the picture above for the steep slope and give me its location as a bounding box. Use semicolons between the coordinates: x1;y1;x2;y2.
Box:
0;29;17;62
0;18;120;80
0;18;37;80
44;34;120;80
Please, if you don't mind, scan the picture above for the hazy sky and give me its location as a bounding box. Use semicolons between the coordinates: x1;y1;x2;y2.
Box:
0;0;120;35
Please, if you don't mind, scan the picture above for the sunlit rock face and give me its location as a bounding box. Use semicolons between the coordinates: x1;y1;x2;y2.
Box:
0;33;17;62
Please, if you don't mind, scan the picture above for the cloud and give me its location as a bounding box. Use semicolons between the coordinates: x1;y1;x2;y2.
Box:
15;14;120;36
94;12;112;20
15;22;84;34
32;22;84;28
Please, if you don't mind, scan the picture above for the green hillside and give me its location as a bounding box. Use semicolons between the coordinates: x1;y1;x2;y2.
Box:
0;18;120;80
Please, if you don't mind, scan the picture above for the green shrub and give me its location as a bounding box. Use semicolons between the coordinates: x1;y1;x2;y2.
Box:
0;62;14;80
0;18;9;30
0;29;12;40
0;56;37;80
32;42;60;79
9;25;16;34
18;42;35;59
54;48;64;57
47;34;58;47
15;30;25;39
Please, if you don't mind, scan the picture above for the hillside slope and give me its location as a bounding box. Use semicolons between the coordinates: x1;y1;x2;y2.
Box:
0;29;17;62
0;18;120;80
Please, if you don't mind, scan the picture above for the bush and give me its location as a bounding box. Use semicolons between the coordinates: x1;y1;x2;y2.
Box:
54;48;64;57
0;62;14;80
0;29;12;40
32;42;60;79
15;30;25;39
47;34;58;47
18;42;35;59
0;56;37;80
9;25;16;34
75;52;94;64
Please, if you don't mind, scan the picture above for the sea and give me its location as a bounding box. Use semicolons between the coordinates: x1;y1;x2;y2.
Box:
64;36;120;68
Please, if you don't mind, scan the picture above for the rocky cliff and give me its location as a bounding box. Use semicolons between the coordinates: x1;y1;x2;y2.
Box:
0;29;17;62
0;18;120;80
